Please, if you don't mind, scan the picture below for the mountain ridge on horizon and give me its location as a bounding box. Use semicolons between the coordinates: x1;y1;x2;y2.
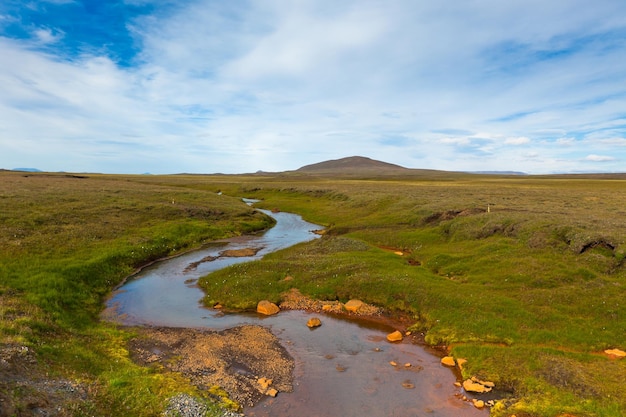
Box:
295;156;409;172
292;156;529;176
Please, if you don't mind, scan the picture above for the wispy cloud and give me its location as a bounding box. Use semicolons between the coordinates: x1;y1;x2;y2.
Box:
32;27;64;44
0;0;625;173
504;137;531;145
584;154;617;162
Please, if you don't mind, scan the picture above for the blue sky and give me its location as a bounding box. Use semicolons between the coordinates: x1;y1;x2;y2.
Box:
1;0;625;174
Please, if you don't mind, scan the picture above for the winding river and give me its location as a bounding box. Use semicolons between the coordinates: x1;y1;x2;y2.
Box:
105;205;487;417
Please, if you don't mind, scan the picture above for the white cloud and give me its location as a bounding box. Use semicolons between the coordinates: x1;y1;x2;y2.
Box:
584;154;616;162
33;27;64;44
556;137;576;146
222;3;389;81
439;137;472;146
504;136;531;145
597;137;626;146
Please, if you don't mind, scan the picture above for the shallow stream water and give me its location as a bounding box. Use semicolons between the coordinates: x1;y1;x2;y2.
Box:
105;206;487;417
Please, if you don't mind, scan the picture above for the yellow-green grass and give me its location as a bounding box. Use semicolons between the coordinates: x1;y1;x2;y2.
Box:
196;174;626;417
0;171;273;416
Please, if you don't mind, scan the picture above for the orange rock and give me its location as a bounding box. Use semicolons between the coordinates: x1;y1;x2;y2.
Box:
471;376;495;388
441;356;456;367
462;378;492;393
258;377;272;390
386;330;403;342
472;399;485;409
257;300;280;315
306;317;322;328
604;348;626;358
344;299;364;312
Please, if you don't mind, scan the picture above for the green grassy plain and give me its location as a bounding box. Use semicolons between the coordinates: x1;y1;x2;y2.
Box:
2;169;625;416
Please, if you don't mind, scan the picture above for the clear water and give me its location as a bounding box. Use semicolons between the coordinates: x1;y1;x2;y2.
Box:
104;208;486;416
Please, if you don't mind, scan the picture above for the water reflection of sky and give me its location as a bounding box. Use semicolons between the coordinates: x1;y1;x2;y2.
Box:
104;209;487;417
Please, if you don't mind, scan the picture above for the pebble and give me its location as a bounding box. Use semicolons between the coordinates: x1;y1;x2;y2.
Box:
163;394;208;417
163;393;244;417
472;399;485;409
402;380;415;389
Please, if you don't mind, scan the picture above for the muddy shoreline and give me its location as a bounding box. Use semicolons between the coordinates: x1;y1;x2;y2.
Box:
125;290;452;413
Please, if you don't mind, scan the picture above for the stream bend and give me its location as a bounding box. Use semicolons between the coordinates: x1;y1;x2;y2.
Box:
105;207;486;417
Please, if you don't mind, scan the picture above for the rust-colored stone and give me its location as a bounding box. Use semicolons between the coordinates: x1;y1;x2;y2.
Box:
441;356;456;367
306;317;322;328
386;330;403;342
344;299;364;312
257;300;280;315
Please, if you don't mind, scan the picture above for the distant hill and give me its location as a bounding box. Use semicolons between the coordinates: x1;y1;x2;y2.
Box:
285;156;461;179
12;168;42;172
296;156;409;172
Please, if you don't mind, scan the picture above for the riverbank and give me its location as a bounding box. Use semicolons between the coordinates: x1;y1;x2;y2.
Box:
123;289;473;416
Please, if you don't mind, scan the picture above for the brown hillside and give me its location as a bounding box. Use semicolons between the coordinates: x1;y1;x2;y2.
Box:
296;156;408;172
287;156;458;179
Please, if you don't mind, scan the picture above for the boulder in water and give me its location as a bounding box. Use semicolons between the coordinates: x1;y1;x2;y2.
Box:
441;356;456;367
386;330;403;342
307;317;322;328
257;300;280;316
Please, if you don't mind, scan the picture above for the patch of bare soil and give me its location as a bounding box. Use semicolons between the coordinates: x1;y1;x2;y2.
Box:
423;208;486;224
128;325;293;408
0;344;91;417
